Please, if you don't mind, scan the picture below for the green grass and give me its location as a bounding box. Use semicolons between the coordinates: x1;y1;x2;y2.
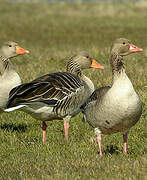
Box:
0;1;147;179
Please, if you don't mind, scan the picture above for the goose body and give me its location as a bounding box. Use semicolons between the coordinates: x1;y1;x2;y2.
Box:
5;51;104;142
12;72;89;121
82;38;143;155
0;65;21;109
85;73;142;134
0;41;29;111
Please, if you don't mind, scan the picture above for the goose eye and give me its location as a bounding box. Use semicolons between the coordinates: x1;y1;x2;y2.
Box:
9;45;12;47
86;56;89;58
123;42;126;45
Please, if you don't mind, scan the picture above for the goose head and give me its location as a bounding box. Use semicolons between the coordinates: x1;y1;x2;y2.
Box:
0;41;29;59
71;51;104;70
111;38;143;56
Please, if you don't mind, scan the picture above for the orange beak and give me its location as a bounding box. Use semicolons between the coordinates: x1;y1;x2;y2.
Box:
16;46;29;55
129;44;143;53
91;59;104;69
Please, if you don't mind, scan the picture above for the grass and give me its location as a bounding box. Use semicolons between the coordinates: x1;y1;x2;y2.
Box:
0;1;147;179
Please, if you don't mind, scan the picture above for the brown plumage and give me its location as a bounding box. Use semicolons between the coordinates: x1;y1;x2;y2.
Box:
0;41;29;111
81;38;143;156
5;51;104;142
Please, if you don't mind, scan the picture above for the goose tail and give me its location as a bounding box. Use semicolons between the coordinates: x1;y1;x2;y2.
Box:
4;105;26;112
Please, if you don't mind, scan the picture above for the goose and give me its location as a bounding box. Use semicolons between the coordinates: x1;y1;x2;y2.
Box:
0;41;29;112
5;51;104;142
81;38;143;156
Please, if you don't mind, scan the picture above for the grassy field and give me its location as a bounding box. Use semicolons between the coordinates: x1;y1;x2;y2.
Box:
0;1;147;179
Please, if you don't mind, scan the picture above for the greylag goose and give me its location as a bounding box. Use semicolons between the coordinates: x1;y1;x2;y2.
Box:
5;51;104;142
0;41;29;112
81;38;143;156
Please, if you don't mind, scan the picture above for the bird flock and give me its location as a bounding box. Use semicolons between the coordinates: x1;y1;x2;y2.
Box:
0;38;143;156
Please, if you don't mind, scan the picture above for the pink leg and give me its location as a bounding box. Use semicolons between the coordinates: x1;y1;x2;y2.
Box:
64;122;69;141
42;121;47;143
123;133;128;154
97;134;102;156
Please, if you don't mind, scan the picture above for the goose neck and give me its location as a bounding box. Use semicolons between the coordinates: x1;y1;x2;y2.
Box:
110;52;126;82
66;59;82;77
0;56;12;76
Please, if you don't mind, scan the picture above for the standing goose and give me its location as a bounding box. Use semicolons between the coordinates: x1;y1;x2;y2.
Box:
81;38;143;156
0;41;29;111
5;51;104;142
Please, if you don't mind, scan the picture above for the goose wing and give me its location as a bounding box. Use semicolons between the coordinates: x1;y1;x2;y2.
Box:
81;85;111;110
7;72;84;115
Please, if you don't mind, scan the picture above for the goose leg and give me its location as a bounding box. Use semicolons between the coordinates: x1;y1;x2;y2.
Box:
123;132;128;154
63;116;71;141
95;128;102;156
64;122;69;141
42;121;47;143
